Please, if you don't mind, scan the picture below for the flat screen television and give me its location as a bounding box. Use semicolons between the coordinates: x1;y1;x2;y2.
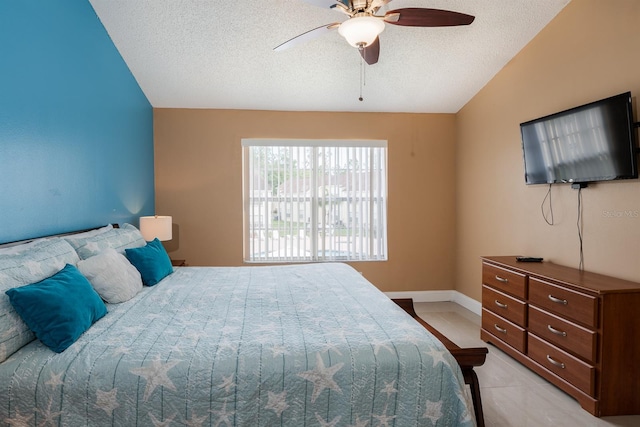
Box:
520;92;638;185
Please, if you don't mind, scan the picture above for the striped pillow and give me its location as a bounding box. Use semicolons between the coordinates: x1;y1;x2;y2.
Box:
65;223;146;260
0;238;79;362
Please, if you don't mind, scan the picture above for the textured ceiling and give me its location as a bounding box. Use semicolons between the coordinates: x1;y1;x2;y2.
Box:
89;0;570;113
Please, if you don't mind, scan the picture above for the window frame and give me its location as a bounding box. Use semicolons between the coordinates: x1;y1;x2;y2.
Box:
242;138;388;263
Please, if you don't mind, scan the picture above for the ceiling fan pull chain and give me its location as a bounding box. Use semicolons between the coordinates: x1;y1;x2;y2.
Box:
359;55;364;101
363;56;366;86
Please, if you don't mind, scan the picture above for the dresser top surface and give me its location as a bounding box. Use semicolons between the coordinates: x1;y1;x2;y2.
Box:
482;256;640;294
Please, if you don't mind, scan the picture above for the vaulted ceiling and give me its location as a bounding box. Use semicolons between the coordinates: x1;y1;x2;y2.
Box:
90;0;570;113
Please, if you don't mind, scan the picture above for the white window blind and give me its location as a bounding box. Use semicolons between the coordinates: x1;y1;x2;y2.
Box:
242;139;388;262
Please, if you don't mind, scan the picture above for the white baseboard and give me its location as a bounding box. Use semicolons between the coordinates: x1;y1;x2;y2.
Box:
452;292;482;316
384;290;481;316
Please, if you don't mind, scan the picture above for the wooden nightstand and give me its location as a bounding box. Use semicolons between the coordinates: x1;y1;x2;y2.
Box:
171;259;186;267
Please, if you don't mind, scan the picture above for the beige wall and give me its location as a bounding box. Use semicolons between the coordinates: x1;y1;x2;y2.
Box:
154;109;457;292
155;0;640;299
455;0;640;300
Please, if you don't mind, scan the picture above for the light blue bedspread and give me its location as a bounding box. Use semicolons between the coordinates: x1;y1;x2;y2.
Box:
0;263;474;426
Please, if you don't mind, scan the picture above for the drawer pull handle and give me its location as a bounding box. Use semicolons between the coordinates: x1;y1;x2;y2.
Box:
494;324;507;334
546;355;566;369
547;325;567;337
548;294;568;305
495;275;509;283
494;300;508;309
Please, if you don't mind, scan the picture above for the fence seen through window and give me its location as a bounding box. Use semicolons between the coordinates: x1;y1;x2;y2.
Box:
242;139;388;262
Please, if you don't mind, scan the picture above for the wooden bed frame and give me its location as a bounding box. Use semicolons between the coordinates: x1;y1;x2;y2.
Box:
392;298;488;427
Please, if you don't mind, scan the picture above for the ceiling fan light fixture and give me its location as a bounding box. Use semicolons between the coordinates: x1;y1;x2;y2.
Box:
338;16;385;48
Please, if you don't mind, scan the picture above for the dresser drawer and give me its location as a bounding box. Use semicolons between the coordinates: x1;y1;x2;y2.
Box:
528;306;597;363
482;263;527;299
482;308;526;353
529;278;597;327
482;285;526;327
528;333;595;396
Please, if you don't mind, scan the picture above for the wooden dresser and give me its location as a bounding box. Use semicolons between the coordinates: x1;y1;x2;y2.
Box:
480;256;640;416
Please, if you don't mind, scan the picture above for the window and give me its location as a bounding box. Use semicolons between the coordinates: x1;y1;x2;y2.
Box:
242;139;388;262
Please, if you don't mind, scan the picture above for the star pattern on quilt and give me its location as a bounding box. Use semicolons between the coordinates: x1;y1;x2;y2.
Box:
183;329;210;342
295;301;315;312
4;409;33;426
183;410;210;427
372;411;397;427
255;334;276;345
112;345;132;356
426;348;448;368
423;399;444;424
347;416;369;427
458;405;474;424
217;339;238;354
312;316;327;327
130;358;180;401
95;388;119;414
269;343;288;357
323;327;349;342
255;322;280;335
1;265;475;427
211;399;234;427
371;339;395;356
297;353;344;403
315;413;341;427
176;316;204;328
395;319;424;333
36;398;62;426
267;310;283;318
380;380;397;398
218;374;236;394
149;412;176;427
264;390;288;416
168;344;184;355
404;334;427;346
358;323;380;333
45;371;64;388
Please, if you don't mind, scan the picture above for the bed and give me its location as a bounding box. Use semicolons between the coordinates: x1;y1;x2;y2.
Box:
0;225;476;426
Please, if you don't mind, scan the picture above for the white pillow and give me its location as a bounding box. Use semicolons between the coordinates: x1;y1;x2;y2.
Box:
77;248;143;303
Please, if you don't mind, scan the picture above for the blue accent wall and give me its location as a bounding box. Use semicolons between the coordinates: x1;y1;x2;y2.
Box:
0;1;154;243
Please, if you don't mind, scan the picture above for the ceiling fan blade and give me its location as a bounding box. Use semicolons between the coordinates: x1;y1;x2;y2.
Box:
360;37;380;65
302;0;349;10
274;23;340;51
370;0;393;13
384;8;475;27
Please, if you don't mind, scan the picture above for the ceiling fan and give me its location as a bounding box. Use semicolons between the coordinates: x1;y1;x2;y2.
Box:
274;0;475;65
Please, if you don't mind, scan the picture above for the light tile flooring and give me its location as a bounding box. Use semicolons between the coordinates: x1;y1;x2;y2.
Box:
414;302;640;427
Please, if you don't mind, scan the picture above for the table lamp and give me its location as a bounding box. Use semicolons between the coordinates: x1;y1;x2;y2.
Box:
139;215;172;241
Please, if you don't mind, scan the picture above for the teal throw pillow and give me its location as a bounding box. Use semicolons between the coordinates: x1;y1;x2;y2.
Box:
125;238;174;286
5;264;108;353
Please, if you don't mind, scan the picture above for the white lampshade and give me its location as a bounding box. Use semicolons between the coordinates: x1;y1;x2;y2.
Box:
139;216;173;241
338;16;385;48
